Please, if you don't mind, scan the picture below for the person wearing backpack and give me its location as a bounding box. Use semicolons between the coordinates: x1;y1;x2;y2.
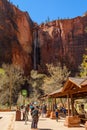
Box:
31;106;39;129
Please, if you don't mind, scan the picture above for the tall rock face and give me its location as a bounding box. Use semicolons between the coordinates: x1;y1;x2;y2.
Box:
34;16;87;75
0;0;33;75
0;0;87;76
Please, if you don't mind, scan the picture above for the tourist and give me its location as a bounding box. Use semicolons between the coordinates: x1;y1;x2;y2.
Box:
24;105;29;125
60;106;66;115
41;103;47;117
31;106;39;129
55;109;58;122
20;105;25;120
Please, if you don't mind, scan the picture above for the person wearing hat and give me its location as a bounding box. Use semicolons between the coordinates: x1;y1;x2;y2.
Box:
31;106;39;130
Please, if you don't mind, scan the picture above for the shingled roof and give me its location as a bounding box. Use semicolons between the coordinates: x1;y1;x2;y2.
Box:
48;77;87;98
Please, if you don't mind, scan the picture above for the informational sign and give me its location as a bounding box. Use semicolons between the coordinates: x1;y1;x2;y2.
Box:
21;89;28;97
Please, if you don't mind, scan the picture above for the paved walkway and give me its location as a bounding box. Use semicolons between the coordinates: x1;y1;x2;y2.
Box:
14;113;85;130
0;111;15;130
0;111;85;130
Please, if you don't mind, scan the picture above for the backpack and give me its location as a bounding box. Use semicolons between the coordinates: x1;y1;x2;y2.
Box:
32;109;38;117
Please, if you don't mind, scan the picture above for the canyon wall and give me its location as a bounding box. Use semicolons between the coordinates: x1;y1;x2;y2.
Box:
0;0;87;75
0;0;33;75
34;16;87;74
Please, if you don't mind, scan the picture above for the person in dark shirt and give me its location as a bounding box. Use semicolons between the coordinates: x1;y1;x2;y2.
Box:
60;106;66;115
31;106;39;129
55;109;58;122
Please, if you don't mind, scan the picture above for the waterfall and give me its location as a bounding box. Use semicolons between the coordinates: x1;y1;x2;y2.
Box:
33;28;40;70
33;30;37;70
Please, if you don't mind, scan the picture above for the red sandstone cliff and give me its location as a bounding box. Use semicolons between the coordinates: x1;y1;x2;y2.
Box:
0;0;33;75
0;0;87;75
36;16;87;74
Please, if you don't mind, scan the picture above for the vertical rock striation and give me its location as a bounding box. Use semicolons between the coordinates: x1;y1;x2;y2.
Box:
35;16;87;74
0;0;87;75
0;0;33;75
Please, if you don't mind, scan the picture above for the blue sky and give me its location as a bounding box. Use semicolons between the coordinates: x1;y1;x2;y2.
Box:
10;0;87;24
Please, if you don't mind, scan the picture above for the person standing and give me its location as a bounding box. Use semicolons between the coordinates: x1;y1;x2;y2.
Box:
41;103;47;118
31;106;39;129
55;109;58;122
24;105;29;125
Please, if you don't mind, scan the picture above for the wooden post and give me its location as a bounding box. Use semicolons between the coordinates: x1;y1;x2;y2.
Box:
52;98;54;111
50;98;56;119
71;94;74;116
54;98;56;109
67;94;70;116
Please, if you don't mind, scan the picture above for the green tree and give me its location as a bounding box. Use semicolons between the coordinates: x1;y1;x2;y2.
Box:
29;70;46;102
45;16;50;23
43;63;70;94
79;54;87;77
0;63;25;108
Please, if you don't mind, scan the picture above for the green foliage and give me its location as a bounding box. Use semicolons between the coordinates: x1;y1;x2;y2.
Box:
45;16;50;23
29;70;46;101
0;63;26;106
17;5;19;8
0;68;5;75
43;63;70;94
79;53;87;77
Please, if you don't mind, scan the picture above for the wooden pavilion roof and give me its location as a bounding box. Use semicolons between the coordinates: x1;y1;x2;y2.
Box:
81;79;87;87
48;87;64;98
48;77;87;98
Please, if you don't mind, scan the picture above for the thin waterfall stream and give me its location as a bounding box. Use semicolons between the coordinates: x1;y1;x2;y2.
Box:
33;30;37;70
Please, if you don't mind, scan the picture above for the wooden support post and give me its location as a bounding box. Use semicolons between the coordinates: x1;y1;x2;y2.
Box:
54;98;56;105
71;94;74;116
67;94;70;116
47;98;49;110
50;98;56;119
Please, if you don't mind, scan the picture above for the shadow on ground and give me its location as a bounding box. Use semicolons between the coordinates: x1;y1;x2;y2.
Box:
39;129;53;130
39;119;47;121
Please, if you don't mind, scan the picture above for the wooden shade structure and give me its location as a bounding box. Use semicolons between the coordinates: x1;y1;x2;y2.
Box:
48;77;87;99
47;77;87;127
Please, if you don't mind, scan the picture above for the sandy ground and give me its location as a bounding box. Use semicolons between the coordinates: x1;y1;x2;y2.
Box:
14;113;85;130
0;111;85;130
0;111;15;130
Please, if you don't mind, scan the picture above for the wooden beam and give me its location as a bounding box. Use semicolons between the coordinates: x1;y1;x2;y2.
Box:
67;94;70;116
71;94;74;116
